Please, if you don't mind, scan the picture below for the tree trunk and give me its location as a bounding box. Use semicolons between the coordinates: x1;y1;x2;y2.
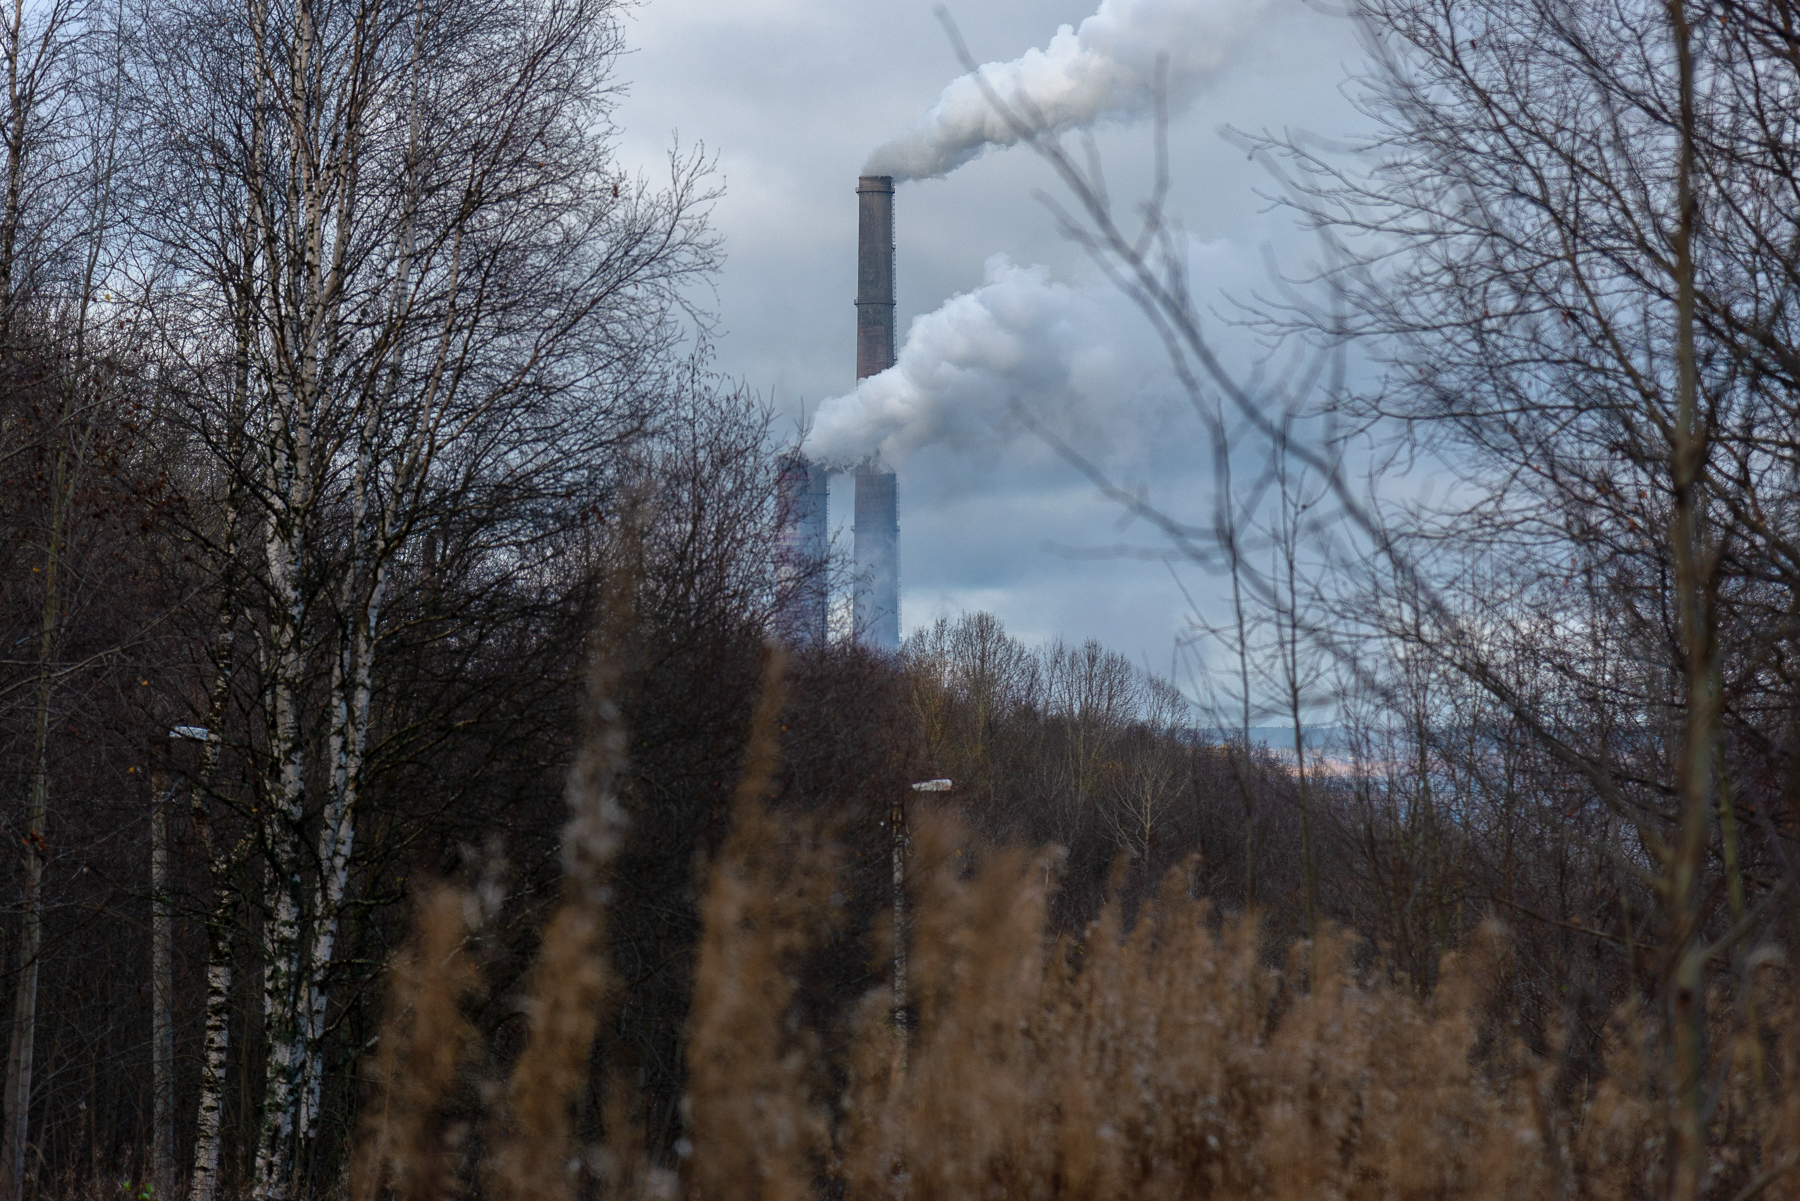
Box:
0;735;47;1201
0;445;65;1201
188;233;252;1201
188;906;235;1201
1664;4;1715;1198
152;776;175;1198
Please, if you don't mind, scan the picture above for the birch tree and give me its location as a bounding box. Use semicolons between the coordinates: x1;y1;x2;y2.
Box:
130;0;717;1191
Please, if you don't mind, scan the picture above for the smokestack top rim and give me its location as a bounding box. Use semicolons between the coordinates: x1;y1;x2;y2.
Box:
856;174;895;193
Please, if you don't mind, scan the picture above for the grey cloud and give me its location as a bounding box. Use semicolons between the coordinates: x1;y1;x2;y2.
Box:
612;0;1369;663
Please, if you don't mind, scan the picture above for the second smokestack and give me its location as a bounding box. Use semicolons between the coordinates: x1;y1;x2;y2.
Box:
852;463;898;648
853;175;900;650
774;453;829;646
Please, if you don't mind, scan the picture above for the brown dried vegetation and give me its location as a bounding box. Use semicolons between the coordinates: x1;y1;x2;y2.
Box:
352;662;1800;1201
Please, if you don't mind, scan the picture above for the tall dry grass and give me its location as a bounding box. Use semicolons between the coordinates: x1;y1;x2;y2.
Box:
352;653;1800;1201
834;822;1797;1200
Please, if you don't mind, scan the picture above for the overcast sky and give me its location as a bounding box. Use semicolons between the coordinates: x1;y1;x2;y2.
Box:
610;0;1373;680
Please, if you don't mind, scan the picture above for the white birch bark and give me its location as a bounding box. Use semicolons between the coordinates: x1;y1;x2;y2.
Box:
188;953;233;1201
186;730;245;1201
187;716;247;1201
140;0;720;1186
294;23;444;1136
187;296;253;1201
247;0;365;1180
151;778;174;1196
186;737;242;1201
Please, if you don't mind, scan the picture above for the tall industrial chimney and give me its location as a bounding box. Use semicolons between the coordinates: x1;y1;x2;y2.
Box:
774;452;829;645
856;175;896;381
853;175;901;650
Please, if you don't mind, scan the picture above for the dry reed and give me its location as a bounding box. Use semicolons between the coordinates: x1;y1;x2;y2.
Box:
817;813;1799;1201
348;885;480;1201
685;645;833;1201
482;596;634;1201
351;651;1800;1201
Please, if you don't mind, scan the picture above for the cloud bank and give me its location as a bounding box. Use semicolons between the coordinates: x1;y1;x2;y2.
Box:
864;0;1269;181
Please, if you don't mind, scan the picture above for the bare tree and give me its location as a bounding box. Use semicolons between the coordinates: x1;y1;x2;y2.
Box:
1248;1;1800;1189
1268;438;1329;939
0;3;158;1194
122;0;719;1190
941;0;1800;1191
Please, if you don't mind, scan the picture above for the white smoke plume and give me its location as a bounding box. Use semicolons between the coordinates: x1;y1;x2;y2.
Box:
803;255;1169;471
864;0;1270;182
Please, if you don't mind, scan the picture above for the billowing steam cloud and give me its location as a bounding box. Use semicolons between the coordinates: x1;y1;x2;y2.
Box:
804;255;1169;470
865;0;1269;181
